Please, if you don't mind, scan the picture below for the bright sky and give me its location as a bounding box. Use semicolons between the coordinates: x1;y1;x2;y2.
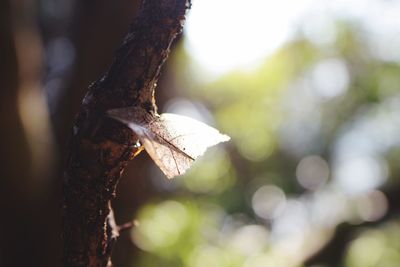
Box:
184;0;400;76
185;0;313;75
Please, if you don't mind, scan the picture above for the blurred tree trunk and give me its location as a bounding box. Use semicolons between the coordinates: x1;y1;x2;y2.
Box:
62;1;191;266
0;0;58;266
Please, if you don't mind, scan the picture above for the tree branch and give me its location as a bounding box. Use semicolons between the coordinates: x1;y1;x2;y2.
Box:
62;1;191;266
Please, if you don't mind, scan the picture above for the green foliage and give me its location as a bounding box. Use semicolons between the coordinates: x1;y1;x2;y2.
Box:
345;222;400;267
131;17;400;267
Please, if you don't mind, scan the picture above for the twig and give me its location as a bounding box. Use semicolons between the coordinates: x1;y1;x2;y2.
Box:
117;220;139;234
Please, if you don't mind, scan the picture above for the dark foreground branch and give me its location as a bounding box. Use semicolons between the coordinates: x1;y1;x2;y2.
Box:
63;1;191;266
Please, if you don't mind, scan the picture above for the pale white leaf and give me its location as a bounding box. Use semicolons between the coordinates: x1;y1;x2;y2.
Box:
108;107;230;178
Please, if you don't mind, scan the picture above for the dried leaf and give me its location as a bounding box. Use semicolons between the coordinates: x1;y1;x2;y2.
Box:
108;107;230;178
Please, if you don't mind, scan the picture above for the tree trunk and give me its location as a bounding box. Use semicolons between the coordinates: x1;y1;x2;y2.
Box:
62;1;191;266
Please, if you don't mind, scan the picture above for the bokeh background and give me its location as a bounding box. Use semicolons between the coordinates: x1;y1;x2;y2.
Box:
2;0;400;266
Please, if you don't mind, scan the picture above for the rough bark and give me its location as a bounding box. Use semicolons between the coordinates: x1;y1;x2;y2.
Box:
62;1;191;266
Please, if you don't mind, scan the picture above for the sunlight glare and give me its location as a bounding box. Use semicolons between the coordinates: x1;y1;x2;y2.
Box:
185;0;313;75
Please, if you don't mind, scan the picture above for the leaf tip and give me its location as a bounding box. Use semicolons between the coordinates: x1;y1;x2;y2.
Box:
221;133;230;143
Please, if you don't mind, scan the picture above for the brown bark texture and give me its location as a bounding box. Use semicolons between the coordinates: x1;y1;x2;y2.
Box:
62;1;191;266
